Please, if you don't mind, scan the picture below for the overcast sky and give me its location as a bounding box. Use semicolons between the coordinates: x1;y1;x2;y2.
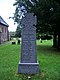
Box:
0;0;17;32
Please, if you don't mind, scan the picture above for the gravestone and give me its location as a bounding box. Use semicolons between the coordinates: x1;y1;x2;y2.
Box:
17;40;20;44
18;13;39;74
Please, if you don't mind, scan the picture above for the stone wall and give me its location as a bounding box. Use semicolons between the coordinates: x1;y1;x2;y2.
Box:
0;24;9;43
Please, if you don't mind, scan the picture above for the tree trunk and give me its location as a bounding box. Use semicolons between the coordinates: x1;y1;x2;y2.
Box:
57;32;60;48
53;31;57;47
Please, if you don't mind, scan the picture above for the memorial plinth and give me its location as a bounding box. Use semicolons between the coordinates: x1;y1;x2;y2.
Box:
18;13;39;74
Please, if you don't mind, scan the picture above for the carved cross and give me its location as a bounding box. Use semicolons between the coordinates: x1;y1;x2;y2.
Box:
21;13;37;27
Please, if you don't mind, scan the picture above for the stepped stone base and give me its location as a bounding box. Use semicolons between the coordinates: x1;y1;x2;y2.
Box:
18;62;39;74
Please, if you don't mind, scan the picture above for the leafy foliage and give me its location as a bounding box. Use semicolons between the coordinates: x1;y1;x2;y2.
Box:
15;25;21;37
13;0;60;34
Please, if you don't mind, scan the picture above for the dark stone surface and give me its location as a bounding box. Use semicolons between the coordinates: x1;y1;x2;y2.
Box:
18;13;39;74
18;63;39;74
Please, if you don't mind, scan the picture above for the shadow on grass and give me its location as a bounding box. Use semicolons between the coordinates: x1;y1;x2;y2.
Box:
37;44;60;55
15;70;47;80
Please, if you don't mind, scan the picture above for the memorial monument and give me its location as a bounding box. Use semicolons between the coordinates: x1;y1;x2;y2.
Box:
18;13;39;74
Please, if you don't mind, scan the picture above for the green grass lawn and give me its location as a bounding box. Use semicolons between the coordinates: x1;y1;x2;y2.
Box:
0;40;60;80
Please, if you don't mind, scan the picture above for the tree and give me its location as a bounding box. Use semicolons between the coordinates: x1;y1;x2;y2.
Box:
13;0;60;48
15;25;21;38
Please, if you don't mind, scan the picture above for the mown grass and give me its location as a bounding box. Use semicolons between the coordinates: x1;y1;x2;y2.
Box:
0;40;60;80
